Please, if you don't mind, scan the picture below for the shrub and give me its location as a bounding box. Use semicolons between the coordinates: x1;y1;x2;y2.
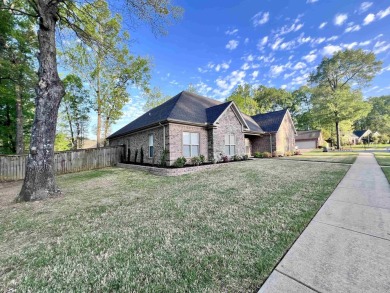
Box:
175;157;187;168
243;154;249;160
140;147;144;164
134;149;138;162
254;152;263;158
199;154;206;164
233;154;242;161
222;155;229;163
272;151;283;157
160;149;169;167
263;151;272;158
191;156;201;166
285;151;293;157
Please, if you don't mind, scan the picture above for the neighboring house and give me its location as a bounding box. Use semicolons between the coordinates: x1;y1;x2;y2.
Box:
352;129;372;144
108;91;296;165
251;109;297;154
295;130;324;150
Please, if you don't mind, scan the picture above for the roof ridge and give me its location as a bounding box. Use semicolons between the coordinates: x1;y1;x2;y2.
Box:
164;91;184;120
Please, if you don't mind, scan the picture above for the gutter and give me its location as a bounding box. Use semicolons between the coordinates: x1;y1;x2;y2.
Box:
159;122;166;150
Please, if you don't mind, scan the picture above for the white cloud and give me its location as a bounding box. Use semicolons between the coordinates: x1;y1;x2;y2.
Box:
359;40;371;46
297;34;312;44
214;70;246;97
307;0;318;3
342;42;358;49
377;6;390;19
363;13;375;25
252;11;270;27
281;84;287;89
280;40;296;50
374;41;390;54
251;71;259;79
257;36;269;50
359;2;373;14
241;63;250;70
244;38;249;44
312;37;326;45
270;38;284;50
293;62;307;70
225;28;238;35
245;54;255;62
215;64;221;72
334;13;348;26
270;65;285;76
322;44;342;55
225;40;239;50
291;73;310;86
221;62;230;70
302;53;317;63
345;24;361;33
327;36;339;41
319;22;327;29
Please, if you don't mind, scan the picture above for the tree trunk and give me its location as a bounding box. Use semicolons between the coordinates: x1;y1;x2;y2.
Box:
335;120;340;149
65;103;76;149
97;103;101;147
18;1;65;202
15;82;24;155
103;116;109;146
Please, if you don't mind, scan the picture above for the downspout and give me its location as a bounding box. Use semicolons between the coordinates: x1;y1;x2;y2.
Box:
159;122;166;150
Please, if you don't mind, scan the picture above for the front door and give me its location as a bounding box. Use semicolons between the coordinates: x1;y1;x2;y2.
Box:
245;138;251;156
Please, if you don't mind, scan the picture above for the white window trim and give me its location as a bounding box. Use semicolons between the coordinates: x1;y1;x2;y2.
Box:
183;132;200;157
148;134;154;158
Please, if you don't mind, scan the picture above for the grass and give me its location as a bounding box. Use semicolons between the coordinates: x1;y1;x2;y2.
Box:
351;144;390;149
0;160;349;292
374;152;390;182
281;150;358;164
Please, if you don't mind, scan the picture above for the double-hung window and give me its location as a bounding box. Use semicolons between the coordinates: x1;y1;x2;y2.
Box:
183;132;199;157
224;134;235;156
148;134;154;158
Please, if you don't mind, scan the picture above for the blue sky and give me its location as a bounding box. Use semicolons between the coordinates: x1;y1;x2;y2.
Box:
105;0;390;135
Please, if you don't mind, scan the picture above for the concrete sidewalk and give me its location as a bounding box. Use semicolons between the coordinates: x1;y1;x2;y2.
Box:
259;153;390;293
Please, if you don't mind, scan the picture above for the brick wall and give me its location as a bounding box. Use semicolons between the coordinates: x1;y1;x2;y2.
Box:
275;113;296;152
251;133;276;153
109;125;168;165
210;107;246;159
168;123;208;165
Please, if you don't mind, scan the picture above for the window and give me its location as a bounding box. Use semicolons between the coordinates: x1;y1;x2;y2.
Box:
148;134;154;158
183;132;199;157
224;134;235;156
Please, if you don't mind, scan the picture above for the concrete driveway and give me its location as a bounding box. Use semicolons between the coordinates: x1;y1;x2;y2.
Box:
259;153;390;293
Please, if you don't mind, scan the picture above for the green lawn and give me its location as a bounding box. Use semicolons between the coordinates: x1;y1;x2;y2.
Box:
351;144;390;150
374;153;390;182
281;150;358;164
0;160;349;292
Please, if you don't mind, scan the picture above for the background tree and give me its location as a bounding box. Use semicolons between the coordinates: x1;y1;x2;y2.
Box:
0;0;182;201
142;86;170;112
226;84;259;116
309;49;382;149
0;9;36;154
61;74;91;149
61;0;150;147
355;95;390;135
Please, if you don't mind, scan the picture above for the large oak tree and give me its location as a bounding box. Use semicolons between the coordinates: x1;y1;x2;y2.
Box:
1;0;182;201
309;49;382;149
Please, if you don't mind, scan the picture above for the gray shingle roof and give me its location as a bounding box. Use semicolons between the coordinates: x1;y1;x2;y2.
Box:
251;109;287;133
353;130;370;138
108;91;264;139
296;130;321;140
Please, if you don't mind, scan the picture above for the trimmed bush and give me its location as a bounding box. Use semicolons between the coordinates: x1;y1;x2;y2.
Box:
134;149;138;163
199;154;206;164
222;155;229;163
254;152;263;158
233;154;242;161
191;156;201;166
294;150;302;155
175;157;187;168
285;151;293;157
243;154;249;160
140;147;144;164
263;152;272;158
160;149;169;167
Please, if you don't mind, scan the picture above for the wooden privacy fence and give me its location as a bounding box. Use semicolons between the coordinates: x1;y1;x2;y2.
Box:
0;146;124;182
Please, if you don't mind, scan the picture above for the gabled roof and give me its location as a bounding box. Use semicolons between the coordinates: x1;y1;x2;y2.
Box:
296;130;322;140
251;109;288;133
108;91;264;139
353;130;371;138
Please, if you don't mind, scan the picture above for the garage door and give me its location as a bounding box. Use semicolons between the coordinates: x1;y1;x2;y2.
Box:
296;140;316;149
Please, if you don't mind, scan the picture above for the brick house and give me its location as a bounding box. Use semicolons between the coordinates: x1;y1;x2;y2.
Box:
295;130;324;150
250;109;297;154
108;91;296;165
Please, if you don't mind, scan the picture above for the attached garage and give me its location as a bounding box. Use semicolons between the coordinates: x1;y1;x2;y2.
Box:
296;130;323;150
